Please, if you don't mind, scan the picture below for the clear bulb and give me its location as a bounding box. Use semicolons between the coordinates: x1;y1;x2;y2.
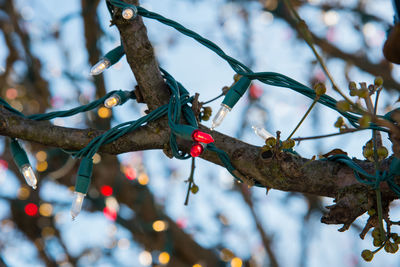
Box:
104;94;121;108
21;164;37;189
122;7;135;20
90;58;111;76
211;104;231;130
71;192;85;220
252;126;273;140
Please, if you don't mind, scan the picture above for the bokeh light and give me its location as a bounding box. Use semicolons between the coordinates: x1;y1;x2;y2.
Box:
24;203;38;216
100;185;113;197
158;252;170;265
98;107;111;118
152;220;168;232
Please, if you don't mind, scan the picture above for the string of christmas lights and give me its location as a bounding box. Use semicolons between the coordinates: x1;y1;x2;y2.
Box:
2;0;400;221
106;0;390;133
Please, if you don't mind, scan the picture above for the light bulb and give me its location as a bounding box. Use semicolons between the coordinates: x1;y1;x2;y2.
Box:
122;7;137;20
21;164;37;189
90;58;111;76
71;191;85;220
192;130;214;144
211;104;231;130
190;142;205;157
104;94;121;108
252;126;273;140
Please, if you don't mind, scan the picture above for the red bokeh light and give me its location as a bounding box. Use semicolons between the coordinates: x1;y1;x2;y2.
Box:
249;84;263;100
24;203;38;216
190;143;204;157
192;130;214;144
176;218;187;229
103;207;117;221
100;185;113;197
0;159;8;170
125;167;136;180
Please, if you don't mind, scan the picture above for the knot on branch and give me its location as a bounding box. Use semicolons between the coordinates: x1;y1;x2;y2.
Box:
321;188;373;232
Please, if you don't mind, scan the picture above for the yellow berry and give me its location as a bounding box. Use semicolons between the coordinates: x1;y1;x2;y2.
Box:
384;241;399;254
358;115;371;128
336;101;350;112
377;147;388;160
361;250;374;262
349;89;358;96
201;114;210;121
203;106;212;117
363;148;374;159
374;76;383;87
191;184;199;194
365;140;373;149
334;117;344;128
265;137;277;147
357;88;369;98
281;139;295;149
349;81;357;91
313;83;326;96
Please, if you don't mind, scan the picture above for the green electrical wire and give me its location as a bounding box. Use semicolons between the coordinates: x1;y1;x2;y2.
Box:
106;0;400;193
1;90;126;121
107;0;389;133
0;0;398;194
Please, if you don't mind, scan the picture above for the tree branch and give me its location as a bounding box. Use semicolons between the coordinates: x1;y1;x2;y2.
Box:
2;104;399;229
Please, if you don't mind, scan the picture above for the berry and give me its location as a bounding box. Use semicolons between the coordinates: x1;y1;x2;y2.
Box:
374;76;383;87
282;139;295;149
377;147;388;160
334;117;344;128
349;89;358;96
384;241;399;254
358;115;371;128
357;88;369;98
336;101;350;112
191;184;199;194
313;83;326;96
373;238;383;247
265;137;277;147
361;250;374;262
349;81;357;91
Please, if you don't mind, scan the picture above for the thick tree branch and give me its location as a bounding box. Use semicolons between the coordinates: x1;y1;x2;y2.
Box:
2;104;399;230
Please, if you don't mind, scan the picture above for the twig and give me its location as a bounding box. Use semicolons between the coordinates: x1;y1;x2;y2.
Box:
202;93;224;105
287;97;318;140
282;0;355;105
293;128;363;141
184;157;196;206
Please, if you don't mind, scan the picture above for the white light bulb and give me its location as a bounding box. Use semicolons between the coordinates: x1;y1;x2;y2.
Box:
71;192;85;220
252;126;273;140
90;58;111;76
104;94;121;108
122;7;136;20
21;164;37;189
211;104;231;130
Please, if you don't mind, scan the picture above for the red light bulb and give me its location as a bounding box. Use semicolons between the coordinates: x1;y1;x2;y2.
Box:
25;203;38;216
192;130;214;144
125;167;136;180
103;207;117;221
249;84;263;99
190;142;204;157
100;185;113;197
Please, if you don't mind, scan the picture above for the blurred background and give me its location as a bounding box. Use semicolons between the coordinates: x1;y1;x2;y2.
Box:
0;0;400;266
